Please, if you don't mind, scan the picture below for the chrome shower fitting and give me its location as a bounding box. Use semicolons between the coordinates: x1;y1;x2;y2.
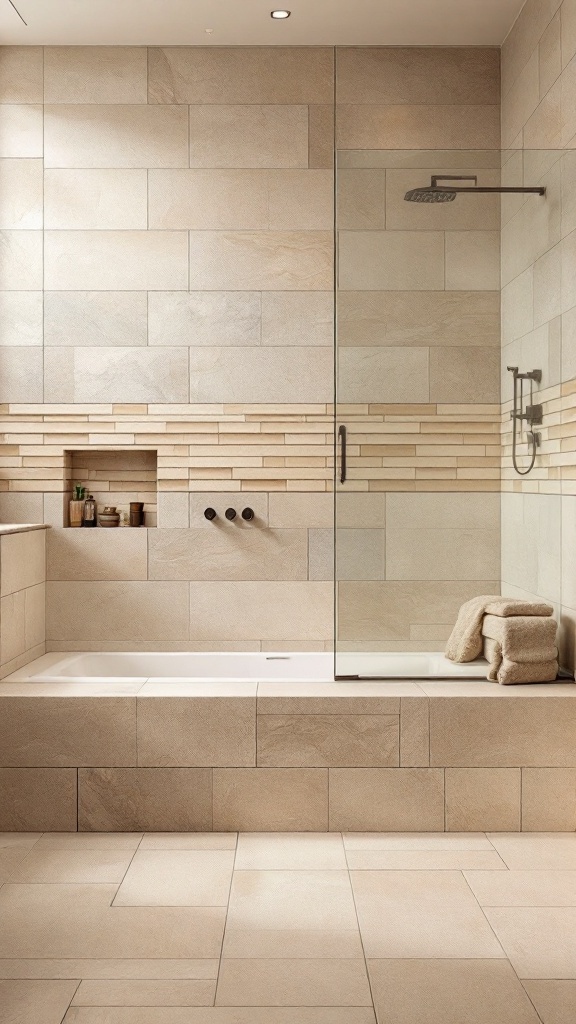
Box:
507;366;543;476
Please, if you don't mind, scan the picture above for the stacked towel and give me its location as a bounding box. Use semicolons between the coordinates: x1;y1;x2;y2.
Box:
446;594;559;684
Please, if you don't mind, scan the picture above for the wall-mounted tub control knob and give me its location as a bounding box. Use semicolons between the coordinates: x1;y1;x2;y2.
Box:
241;507;255;521
204;507;217;521
225;508;237;521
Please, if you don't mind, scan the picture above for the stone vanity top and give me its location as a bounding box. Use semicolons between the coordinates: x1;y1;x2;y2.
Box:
0;523;49;535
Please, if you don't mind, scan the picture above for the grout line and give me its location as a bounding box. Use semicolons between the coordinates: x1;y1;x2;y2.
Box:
213;824;238;1006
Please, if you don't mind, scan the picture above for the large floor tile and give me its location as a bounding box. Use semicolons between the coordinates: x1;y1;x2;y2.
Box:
368;959;541;1024
0;959;219;980
35;833;142;851
0;832;41;849
235;833;346;870
113;850;235;906
487;834;576;870
215;959;371;1006
343;832;494;850
351;870;505;958
485;907;576;978
346;850;506;870
62;1009;377;1023
10;849;134;883
0;846;31;881
0;979;78;1024
140;834;236;851
223;869;362;958
523;980;576;1024
465;870;576;907
71;980;215;1006
0;884;225;959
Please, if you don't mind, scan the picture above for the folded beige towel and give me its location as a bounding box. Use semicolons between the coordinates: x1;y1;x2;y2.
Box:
488;653;558;684
482;614;558;661
445;595;554;663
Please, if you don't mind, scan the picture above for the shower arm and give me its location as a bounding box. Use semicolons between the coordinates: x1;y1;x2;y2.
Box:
430;176;546;195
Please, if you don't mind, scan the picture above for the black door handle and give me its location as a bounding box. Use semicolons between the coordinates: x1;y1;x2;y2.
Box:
338;424;347;484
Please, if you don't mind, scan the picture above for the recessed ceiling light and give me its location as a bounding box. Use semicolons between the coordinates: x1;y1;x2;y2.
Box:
271;10;291;18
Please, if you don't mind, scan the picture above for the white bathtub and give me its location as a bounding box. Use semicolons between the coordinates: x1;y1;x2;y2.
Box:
4;650;489;683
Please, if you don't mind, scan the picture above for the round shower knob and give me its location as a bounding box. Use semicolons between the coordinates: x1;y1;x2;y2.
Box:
204;507;217;521
225;508;237;521
241;508;255;521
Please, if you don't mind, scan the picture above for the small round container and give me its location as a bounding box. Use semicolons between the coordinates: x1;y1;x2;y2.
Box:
129;501;144;527
99;505;121;528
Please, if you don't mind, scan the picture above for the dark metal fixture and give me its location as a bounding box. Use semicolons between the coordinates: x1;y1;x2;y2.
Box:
241;508;255;521
507;366;543;476
338;425;347;485
204;507;217;520
404;175;547;203
225;508;237;521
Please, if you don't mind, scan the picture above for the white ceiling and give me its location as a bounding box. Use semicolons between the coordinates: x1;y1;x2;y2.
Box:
1;0;524;47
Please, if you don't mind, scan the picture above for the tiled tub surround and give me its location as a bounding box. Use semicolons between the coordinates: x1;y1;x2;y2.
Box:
1;679;576;832
0;525;46;679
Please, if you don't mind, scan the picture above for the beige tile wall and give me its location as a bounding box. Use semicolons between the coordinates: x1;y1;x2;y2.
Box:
0;528;46;678
501;0;576;671
0;45;502;652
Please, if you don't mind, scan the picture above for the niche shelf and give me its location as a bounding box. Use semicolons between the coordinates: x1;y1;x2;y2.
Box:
64;449;158;528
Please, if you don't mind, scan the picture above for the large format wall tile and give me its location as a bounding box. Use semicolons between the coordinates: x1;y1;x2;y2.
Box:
0;230;42;289
445;768;521;831
429;346;500;402
0;105;43;157
445;232;501;290
386;528;500;582
338;231;444;290
189;104;309;168
0;347;43;401
189;347;332;403
44;346;190;402
1;530;45;596
0;291;42;347
47;530;148;582
148;47;334;104
387;492;500;530
44;291;148;347
148;291;262;348
336;47;500;104
0;47;43;103
0;696;136;767
79;767;213;831
337;105;500;150
44;105;189;168
149;528;308;582
213;768;329;830
44;47;148;103
137;696;256;767
337;347;429;403
257;714;400;767
337;290;500;348
329;768;445;830
45;169;148;229
188;582;332;642
46;582;190;642
0;768;77;831
0;159;43;229
261;291;334;347
188;231;333;291
44;231;188;290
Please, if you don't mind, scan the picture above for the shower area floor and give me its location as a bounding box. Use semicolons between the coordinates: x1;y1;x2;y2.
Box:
0;830;571;1022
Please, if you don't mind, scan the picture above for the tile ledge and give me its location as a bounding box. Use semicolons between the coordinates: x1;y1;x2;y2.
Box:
0;523;49;535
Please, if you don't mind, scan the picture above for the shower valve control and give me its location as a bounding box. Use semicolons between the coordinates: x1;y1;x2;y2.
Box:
241;507;255;521
204;508;217;521
225;508;237;521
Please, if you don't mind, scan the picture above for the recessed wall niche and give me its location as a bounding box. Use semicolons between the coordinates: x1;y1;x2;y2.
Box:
64;450;158;528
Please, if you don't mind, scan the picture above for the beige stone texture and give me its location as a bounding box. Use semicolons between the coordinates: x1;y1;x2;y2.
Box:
0;768;77;831
464;869;576;907
71;979;215;1006
338;347;429;403
148;47;334;104
0;346;43;401
45;169;148;230
189;104;309;168
269;493;333;528
0;105;43;158
261;292;334;347
445;768;521;831
189;582;332;642
148;291;261;348
216;959;372;1007
0;695;136;768
149;527;308;582
188;231;333;291
309;104;334;168
337;104;500;150
46;582;190;642
368;960;539;1024
338;231;444;291
78;768;213;832
430;698;576;768
336;47;500;104
1;530;45;596
44;104;189;168
0;291;43;347
386;527;500;582
0;980;79;1024
47;529;148;582
445;231;501;290
329;768;445;831
44;47;148;103
338;290;500;348
0;47;43;102
485;905;576;978
11;848;134;883
429;346;500;403
0;230;42;290
0;159;43;229
521;768;576;830
524;980;576;1023
234;832;346;870
256;714;399;768
137;695;256;767
189;347;332;404
213;768;328;831
44;291;147;348
44;231;188;291
114;850;235;906
400;697;429;767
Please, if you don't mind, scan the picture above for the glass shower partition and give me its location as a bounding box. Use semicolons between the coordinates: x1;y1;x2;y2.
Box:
335;149;505;678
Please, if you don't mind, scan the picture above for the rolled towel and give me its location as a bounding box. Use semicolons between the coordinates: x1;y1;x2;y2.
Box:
482;614;558;662
445;595;554;663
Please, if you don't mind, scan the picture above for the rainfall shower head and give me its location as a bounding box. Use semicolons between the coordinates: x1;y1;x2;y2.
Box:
404;175;547;203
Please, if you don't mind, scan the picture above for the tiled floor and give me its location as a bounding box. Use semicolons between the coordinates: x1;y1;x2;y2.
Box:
1;832;576;1022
